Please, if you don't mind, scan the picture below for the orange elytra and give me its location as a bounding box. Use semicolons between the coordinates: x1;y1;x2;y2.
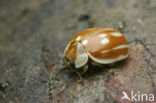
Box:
63;27;129;76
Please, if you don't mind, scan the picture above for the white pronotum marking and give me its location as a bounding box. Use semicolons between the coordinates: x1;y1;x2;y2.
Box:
111;32;122;37
101;38;109;44
82;40;88;45
75;53;88;68
75;43;88;68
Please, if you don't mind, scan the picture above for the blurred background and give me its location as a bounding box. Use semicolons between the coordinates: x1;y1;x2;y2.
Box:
0;0;156;103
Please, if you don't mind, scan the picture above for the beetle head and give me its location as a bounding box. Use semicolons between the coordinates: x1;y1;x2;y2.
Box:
63;56;75;71
63;42;88;72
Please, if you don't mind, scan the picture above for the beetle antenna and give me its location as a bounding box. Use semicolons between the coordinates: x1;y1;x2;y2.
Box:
75;71;83;82
48;43;65;71
45;62;65;71
54;48;61;62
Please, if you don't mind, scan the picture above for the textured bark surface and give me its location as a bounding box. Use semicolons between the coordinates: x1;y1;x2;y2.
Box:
0;0;156;103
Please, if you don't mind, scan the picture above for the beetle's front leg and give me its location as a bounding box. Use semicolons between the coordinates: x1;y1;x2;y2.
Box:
80;64;88;75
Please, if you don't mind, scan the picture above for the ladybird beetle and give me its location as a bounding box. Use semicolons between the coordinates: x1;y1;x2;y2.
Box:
63;27;129;76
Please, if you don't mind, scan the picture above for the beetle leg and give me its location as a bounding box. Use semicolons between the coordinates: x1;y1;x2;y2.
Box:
75;71;83;82
67;66;83;82
108;63;117;67
80;64;88;75
105;68;114;75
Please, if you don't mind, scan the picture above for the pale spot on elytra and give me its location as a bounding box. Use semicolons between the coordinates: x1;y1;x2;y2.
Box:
101;49;110;53
99;33;107;38
111;32;122;37
76;36;81;41
82;40;88;45
101;38;109;45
